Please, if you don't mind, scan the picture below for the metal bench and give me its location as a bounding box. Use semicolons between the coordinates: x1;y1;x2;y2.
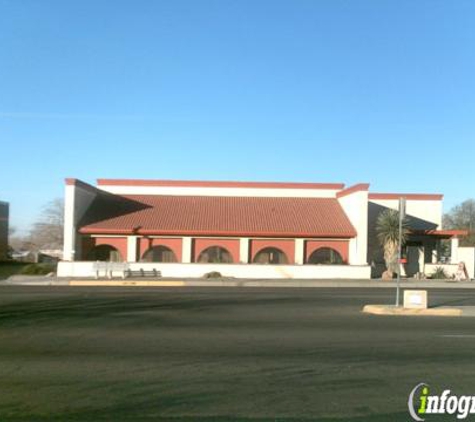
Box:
126;268;162;278
93;262;127;279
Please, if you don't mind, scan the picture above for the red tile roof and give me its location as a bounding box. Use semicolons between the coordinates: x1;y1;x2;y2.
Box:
78;194;356;238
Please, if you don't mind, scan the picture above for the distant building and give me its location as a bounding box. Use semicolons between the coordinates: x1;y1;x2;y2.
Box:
38;249;63;263
11;250;35;263
0;201;9;261
10;250;63;263
59;178;474;279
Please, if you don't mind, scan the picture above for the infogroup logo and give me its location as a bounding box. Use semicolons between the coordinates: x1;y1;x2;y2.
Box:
408;383;475;421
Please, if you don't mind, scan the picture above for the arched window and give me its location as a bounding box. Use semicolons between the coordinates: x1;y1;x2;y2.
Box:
142;246;177;263
307;247;344;265
253;247;288;264
87;245;122;262
197;246;233;263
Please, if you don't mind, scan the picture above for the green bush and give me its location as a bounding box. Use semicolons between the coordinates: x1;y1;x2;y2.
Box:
430;266;449;279
203;271;222;279
20;263;57;276
0;261;30;279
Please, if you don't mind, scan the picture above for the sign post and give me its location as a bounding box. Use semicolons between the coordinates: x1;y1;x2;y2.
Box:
396;197;406;307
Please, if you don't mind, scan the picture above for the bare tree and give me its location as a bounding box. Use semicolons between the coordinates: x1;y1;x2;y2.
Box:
8;236;29;252
443;199;475;246
28;198;64;250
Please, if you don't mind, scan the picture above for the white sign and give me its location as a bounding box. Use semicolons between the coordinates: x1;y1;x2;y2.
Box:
403;290;428;309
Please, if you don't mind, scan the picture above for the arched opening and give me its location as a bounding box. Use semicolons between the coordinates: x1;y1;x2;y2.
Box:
307;247;344;265
142;245;178;263
253;247;288;264
197;246;233;263
87;244;122;262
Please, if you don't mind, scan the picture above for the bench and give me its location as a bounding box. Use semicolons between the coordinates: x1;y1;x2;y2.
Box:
93;262;128;279
126;268;162;278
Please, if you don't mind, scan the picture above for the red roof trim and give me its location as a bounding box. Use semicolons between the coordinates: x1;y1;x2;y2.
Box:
65;178;79;185
336;183;370;199
65;178;98;192
96;179;345;190
79;227;356;238
80;228;135;235
414;229;469;238
369;193;443;200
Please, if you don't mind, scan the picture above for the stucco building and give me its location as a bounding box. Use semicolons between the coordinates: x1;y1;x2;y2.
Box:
59;178;473;279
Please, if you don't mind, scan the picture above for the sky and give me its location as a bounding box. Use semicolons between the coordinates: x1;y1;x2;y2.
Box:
0;0;474;235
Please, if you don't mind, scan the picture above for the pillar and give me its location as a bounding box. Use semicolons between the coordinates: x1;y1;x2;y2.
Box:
127;236;138;262
63;184;76;261
451;237;459;264
182;237;192;263
294;239;305;265
239;238;249;263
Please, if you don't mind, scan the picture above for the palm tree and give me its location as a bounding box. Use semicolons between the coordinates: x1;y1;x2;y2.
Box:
376;209;409;279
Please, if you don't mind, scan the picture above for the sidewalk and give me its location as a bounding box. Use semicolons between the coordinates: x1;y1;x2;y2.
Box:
2;275;474;288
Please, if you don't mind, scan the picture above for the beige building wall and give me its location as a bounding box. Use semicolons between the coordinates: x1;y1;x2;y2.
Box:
63;180;99;261
369;198;442;228
337;185;369;265
98;184;341;198
367;195;444;277
459;247;475;279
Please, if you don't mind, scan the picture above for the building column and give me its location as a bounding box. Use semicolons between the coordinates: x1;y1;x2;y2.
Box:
451;237;459;264
63;184;76;261
433;240;440;264
239;238;249;263
182;237;192;263
432;248;438;264
294;239;305;265
127;236;138;262
348;238;359;265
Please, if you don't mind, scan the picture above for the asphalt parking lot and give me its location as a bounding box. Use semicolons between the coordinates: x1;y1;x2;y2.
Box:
1;286;474;421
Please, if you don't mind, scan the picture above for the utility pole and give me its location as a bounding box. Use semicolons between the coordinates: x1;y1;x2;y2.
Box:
395;197;406;307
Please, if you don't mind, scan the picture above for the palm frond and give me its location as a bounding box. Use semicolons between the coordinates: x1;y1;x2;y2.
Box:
376;209;409;246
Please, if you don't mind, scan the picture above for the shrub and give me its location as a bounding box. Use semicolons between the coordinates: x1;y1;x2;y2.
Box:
430;266;449;280
20;263;57;276
203;271;222;279
0;261;30;280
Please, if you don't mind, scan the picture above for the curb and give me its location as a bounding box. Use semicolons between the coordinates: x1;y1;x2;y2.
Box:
50;280;475;289
69;280;186;287
362;304;463;317
2;278;475;289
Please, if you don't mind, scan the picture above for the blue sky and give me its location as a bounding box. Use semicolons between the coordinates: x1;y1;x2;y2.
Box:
1;0;474;235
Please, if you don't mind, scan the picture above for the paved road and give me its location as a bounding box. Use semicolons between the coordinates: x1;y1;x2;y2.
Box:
0;286;475;421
